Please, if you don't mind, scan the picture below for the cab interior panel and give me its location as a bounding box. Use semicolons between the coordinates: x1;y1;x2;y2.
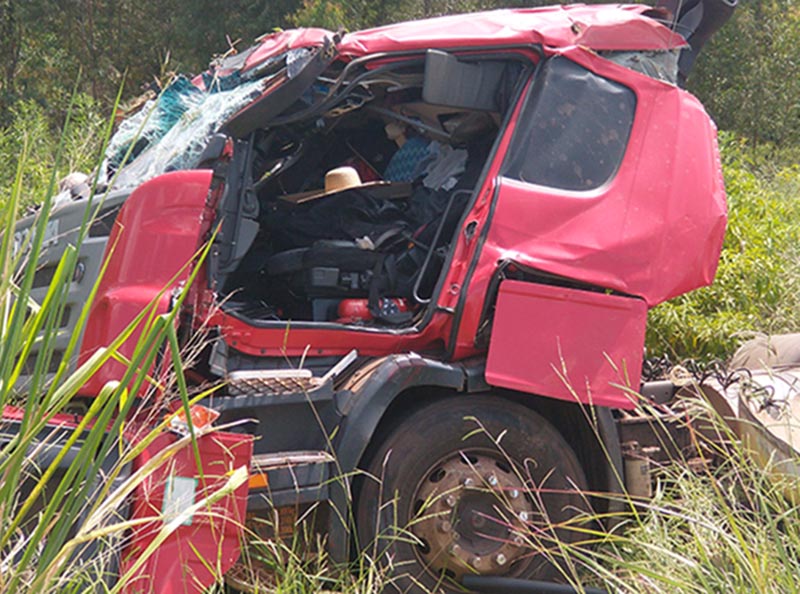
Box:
219;55;525;328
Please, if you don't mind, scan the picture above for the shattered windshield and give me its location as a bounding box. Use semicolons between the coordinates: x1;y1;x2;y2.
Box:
105;77;265;190
102;48;315;191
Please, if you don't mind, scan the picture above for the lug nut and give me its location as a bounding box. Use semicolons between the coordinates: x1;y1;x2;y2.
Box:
448;543;461;556
445;494;457;508
438;520;452;533
519;511;529;522
513;534;525;546
471;556;482;568
487;474;499;487
509;489;519;499
463;477;475;488
495;553;507;566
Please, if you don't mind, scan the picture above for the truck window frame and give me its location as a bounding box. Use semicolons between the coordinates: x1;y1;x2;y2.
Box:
501;56;637;192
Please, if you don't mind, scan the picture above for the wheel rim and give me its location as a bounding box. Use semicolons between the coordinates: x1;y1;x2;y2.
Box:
409;449;535;582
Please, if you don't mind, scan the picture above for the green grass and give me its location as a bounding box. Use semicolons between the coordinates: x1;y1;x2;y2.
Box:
646;132;800;361
572;395;800;594
214;392;800;594
0;95;106;211
0;93;248;593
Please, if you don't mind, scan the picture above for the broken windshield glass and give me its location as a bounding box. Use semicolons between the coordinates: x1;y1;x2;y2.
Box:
103;47;321;191
105;77;265;190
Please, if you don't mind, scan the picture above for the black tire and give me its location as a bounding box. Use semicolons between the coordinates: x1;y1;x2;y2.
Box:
356;396;589;593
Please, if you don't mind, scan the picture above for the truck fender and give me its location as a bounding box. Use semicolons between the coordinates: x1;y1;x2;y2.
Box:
327;353;466;562
334;353;467;472
326;354;624;562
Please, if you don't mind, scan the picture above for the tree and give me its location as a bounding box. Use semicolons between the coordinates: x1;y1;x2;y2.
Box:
690;0;800;146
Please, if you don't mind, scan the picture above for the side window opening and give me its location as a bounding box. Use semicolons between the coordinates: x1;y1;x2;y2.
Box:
218;55;525;328
503;57;636;192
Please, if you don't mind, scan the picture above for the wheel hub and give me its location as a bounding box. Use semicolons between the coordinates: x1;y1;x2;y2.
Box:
411;452;534;580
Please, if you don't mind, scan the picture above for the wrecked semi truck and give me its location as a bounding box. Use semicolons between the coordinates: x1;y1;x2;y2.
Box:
5;1;736;591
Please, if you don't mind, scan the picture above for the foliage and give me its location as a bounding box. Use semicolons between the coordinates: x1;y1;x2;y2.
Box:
2;0;798;149
0;97;246;592
1;1;797;360
646;132;800;360
0;94;105;209
575;396;800;594
690;0;800;146
1;3;800;591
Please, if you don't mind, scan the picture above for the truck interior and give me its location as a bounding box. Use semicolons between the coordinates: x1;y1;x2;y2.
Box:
215;50;529;329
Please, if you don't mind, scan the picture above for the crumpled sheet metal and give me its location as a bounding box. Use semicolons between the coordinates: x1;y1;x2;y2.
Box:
241;28;331;75
483;48;726;307
104;5;689;197
232;5;686;76
337;5;687;56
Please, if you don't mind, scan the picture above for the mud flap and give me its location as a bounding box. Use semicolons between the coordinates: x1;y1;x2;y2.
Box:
485;280;646;409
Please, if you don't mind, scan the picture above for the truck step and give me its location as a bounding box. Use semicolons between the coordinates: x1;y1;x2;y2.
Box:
227;368;318;396
227;349;358;396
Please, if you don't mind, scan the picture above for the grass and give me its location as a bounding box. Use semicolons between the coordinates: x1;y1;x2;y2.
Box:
572;393;800;594
0;93;250;593
646;132;800;361
213;389;800;594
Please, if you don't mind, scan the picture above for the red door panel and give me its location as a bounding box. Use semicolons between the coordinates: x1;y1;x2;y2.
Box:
485;280;646;409
453;47;726;373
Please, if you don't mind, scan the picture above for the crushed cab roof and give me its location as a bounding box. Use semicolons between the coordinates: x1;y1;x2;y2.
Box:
241;4;686;75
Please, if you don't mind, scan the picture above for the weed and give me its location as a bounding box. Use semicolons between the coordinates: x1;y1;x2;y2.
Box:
0;91;248;593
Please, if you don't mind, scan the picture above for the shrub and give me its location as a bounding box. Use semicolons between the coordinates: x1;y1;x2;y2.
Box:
646;132;800;361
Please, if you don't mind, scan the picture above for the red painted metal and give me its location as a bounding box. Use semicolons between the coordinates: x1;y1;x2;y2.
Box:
1;405;81;428
449;46;726;360
6;7;733;592
234;5;687;74
77;170;213;397
207;39;726;407
0;406;252;594
242;28;332;73
120;430;253;594
485;281;647;409
209;308;451;358
336;298;410;323
201;49;529;361
337;5;685;56
183;7;723;388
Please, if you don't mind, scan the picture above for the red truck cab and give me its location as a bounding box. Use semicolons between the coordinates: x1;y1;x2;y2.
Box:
12;2;735;591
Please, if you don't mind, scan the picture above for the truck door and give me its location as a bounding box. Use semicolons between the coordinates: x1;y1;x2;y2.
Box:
448;49;726;408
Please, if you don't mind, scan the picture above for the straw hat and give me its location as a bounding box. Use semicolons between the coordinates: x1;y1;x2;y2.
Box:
281;166;393;204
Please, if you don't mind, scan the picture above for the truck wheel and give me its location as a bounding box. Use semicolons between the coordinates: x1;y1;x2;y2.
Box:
356;396;588;592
